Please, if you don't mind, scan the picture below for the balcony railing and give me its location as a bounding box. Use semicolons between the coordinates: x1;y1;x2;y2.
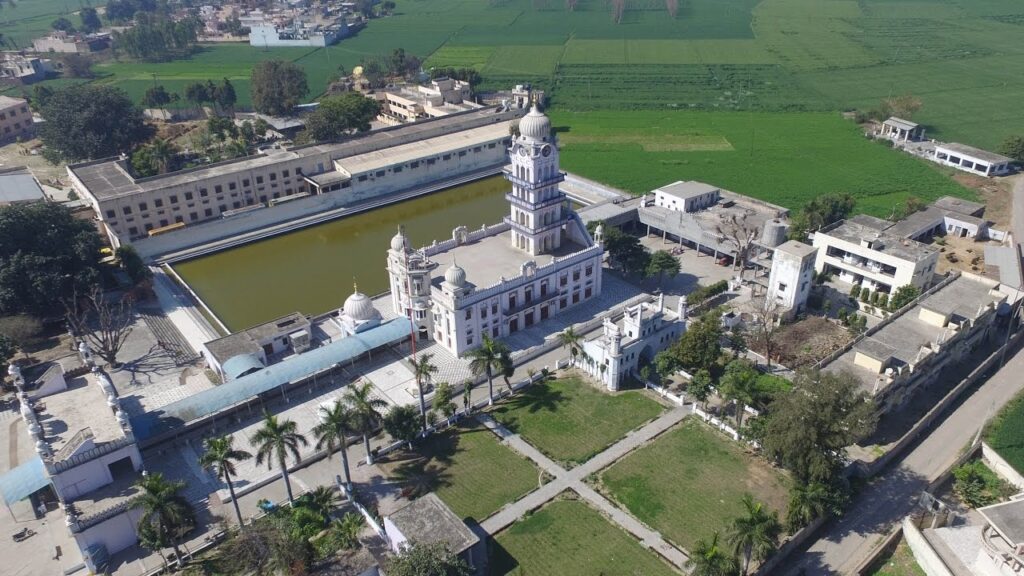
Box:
504;290;562;316
504;215;565;236
54;428;94;462
828;254;896;278
502;168;565;190
505;192;566;211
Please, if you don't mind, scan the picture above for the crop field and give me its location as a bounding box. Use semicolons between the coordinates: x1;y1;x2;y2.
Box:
490;498;679;576
599;418;790;551
551;109;973;215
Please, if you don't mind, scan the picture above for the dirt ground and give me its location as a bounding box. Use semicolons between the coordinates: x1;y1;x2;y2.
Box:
0;137;68;188
935;235;991;275
953;172;1012;229
756;316;852;369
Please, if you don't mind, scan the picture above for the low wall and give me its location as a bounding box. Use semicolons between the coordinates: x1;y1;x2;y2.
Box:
902;517;955;576
982;441;1024;490
853;527;904;576
754;514;829;576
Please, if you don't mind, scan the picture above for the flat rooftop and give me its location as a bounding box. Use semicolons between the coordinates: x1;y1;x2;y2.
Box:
883;117;918;130
775;239;816;259
205;311;310;365
388;493;478;555
656;180;720;201
933;195;985;216
980;499;1024;547
0;95;25;108
428;230;586;291
40;376;126;457
70;106;519;201
0;172;45;204
938;142;1014;165
819;219;939;262
336;123;507;176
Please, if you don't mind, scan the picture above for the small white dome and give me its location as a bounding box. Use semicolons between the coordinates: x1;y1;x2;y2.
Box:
445;263;467;287
343;291;376;321
519;105;551;142
390;228;407;252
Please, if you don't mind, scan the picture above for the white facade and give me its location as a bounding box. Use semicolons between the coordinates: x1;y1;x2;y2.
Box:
813;220;939;295
0;95;34;143
653;181;720;213
933;143;1013;177
579;295;687;391
248;20;346;47
386;106;604;356
767;240;817;318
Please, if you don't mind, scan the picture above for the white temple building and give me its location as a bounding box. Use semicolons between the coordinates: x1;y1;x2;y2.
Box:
386;105;605;356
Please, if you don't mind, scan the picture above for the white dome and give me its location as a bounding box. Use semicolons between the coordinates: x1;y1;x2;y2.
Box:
390;228;407;252
445;263;466;287
519;105;551;141
343;291;376;321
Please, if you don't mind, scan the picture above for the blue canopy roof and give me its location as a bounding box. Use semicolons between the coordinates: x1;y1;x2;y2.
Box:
222;353;266;380
0;456;49;504
132;317;412;441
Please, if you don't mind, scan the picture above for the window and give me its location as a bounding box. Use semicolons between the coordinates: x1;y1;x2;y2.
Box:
778;282;788;292
268;173;276;181
200;188;208;197
229;182;237;191
233;201;241;209
159;219;168;227
459;151;466;157
260;195;268;203
427;158;436;165
358;175;368;182
585;265;593;276
242;179;250;187
282;169;289;177
205;208;213;217
443;154;451;161
410;161;419;169
256;176;264;184
174;216;183;223
169;195;178;204
129;226;139;236
144;223;153;231
122;206;132;215
215;185;223;194
467;335;474;346
189;212;198;221
218;204;227;212
473;146;481;153
105;209;116;218
393;166;402;173
465;308;472;320
184;192;193;201
488;142;496;149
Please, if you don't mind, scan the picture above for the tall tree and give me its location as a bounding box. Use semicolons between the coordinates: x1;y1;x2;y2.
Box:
714;212;760;278
313;401;356;492
133;473;194;567
64;287;134;367
250;412;308;504
79;6;102;32
198;435;252;528
251;59;309;116
671;309;722;372
184;81;210;109
646;250;680;285
760;370;877;484
686;531;740;576
215;78;237;114
343;381;387;464
689;368;714;409
558;326;589;367
787;193;855;241
51;16;76;32
0;203;101;316
385;542;472;576
467;334;510;405
147;137;177;174
383;404;420;447
727;494;782;575
747;296;781;368
38;84;152;162
432;382;457;422
409;353;437;432
785;481;845;532
998;135;1024;163
303;93;380;142
720;359;758;430
141;84;174;108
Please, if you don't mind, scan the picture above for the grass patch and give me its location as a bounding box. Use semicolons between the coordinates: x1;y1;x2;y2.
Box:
551;109;974;217
490;498;678;576
600;418;789;551
864;537;926;576
985;390;1024;477
489;375;665;466
380;420;540;522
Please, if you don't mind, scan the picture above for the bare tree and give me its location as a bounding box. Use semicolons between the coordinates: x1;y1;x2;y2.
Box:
714;211;761;279
65;287;134;367
611;0;625;23
666;0;678;18
748;296;782;369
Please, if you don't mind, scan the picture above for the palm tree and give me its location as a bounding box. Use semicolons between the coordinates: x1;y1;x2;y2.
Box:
686;530;740;576
344;381;388;465
466;334;510;405
786;482;837;532
462;380;474;415
148;138;176;174
499;349;515;393
305;485;340;523
720;360;758;431
558;326;589;367
198;435;252;529
409;353;438;432
727;494;782;575
133;473;194;568
250;412;308;504
313;401;355;493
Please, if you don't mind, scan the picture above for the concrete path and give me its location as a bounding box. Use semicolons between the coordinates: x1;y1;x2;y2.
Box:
782;340;1024;574
151;268;221;348
476;407;691;570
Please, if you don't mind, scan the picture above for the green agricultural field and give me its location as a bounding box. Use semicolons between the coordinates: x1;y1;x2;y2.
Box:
985;390;1024;477
380;420;540;522
489;375;665;466
0;0;85;46
490;498;679;576
600;418;790;552
551;109;975;216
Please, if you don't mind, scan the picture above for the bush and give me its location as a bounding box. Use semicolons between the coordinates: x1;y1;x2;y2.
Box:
860;289;871;303
878;293;888;308
688;280;729;305
953;461;1014;508
849;285;861;298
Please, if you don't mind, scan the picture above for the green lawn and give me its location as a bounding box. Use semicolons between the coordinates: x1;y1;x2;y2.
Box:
380;420;540;522
489;375;665;466
490;498;679;576
600;418;790;551
985;390;1024;477
864;538;926;576
551;110;974;217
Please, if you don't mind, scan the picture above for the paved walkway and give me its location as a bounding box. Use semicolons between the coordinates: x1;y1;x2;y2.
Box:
151;268;221;348
476;406;691;570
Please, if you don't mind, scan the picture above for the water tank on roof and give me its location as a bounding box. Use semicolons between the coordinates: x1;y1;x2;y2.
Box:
761;219;789;248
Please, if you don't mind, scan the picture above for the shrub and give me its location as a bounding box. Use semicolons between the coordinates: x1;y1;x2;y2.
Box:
849;285;861;298
689;280;730;305
860;289;871;303
953;461;1013;508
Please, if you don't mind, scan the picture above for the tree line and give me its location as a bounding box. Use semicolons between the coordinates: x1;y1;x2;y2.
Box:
112;14;200;61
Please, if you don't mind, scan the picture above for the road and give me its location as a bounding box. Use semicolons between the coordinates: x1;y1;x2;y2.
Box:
784;340;1024;574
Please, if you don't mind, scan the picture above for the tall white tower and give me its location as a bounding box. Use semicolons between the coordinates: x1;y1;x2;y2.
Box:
503;104;567;256
386;226;434;341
